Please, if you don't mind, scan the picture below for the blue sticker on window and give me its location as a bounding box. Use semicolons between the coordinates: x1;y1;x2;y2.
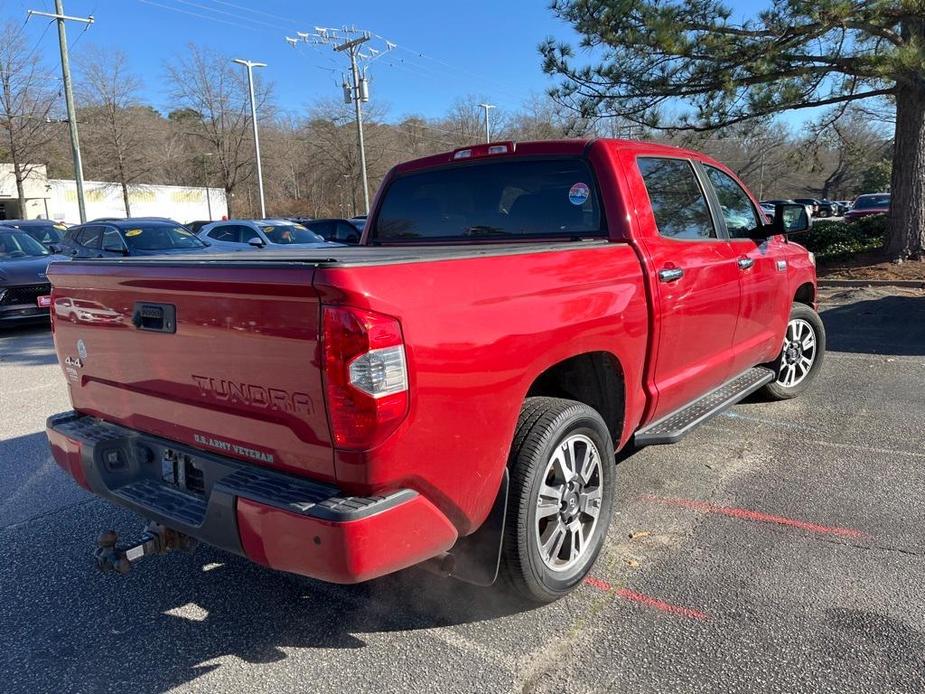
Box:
568;182;590;206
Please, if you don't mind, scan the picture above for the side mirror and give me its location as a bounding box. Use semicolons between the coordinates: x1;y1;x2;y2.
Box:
761;203;812;236
248;237;265;248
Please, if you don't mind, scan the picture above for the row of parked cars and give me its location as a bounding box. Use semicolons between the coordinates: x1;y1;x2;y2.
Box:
758;193;891;221
0;214;366;325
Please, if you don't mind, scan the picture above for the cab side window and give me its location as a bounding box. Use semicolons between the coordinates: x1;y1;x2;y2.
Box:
638;158;716;240
704;166;762;238
76;226;102;248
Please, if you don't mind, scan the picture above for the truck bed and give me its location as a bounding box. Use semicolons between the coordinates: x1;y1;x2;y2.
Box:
57;239;611;268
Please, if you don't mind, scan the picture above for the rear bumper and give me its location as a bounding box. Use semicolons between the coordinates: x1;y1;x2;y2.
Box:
46;412;457;583
0;304;49;322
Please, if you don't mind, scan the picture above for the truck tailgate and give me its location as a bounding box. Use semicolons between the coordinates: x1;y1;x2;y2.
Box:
47;260;334;481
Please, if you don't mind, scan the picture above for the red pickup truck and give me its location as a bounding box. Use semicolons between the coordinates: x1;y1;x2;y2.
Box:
46;139;823;603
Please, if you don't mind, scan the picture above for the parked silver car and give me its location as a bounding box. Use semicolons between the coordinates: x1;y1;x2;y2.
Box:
197;219;340;251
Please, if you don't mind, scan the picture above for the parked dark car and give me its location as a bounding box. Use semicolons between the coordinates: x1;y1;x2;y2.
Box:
58;220;211;258
0;227;67;324
845;193;891;221
787;198;833;218
186;220;214;235
2;219;69;249
89;216;184;225
303;218;362;244
815;200;837;217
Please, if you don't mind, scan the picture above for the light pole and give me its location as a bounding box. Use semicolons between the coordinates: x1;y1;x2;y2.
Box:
233;58;267;218
479;103;495;143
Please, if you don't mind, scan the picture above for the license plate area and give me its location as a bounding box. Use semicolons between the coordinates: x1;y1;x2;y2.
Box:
160;449;206;495
93;436;234;501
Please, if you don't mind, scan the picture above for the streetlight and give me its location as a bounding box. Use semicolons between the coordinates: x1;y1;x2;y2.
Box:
479;103;495;143
233;58;267;218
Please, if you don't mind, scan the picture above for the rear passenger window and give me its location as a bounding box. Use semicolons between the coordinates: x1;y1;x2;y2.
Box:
638;158;716;240
208;225;239;242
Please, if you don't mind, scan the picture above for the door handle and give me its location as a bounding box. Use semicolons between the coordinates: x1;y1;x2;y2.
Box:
658;267;684;283
737;257;755;270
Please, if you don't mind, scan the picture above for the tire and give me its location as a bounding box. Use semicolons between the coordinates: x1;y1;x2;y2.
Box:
761;302;826;400
499;397;616;603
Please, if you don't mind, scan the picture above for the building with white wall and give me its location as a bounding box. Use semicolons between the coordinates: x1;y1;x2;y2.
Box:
0;163;227;224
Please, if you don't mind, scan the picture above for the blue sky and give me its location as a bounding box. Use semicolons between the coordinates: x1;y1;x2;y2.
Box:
3;0;800;124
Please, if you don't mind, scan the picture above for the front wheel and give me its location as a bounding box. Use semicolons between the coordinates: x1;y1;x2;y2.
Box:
499;397;616;603
761;303;826;400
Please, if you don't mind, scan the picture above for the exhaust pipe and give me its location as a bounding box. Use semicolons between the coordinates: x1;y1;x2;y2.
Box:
95;523;198;574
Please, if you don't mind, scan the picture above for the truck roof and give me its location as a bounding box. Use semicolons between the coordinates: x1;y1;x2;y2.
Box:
391;138;714;176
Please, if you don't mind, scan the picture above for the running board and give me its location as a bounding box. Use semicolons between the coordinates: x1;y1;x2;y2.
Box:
635;367;775;446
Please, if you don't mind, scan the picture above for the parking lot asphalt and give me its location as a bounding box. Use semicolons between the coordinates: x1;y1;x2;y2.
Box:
1;286;924;694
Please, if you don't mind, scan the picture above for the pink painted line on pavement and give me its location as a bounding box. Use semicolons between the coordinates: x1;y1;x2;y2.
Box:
644;495;868;539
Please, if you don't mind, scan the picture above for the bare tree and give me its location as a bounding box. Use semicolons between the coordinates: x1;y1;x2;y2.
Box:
164;45;272;217
77;47;163;215
0;21;56;217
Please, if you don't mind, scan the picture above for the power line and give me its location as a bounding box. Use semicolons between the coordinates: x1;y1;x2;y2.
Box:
169;0;289;31
135;0;262;32
204;0;307;24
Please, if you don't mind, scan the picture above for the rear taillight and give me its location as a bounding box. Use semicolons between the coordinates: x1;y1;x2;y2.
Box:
322;306;409;450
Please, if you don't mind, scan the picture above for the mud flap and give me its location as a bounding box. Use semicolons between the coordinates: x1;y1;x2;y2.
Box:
445;470;508;586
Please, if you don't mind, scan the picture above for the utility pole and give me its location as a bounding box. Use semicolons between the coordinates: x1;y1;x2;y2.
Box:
479;103;495;143
200;152;214;220
27;2;93;223
758;147;766;201
334;33;371;215
233;58;267;218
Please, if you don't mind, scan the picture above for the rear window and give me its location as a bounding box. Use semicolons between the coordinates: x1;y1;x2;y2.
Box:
854;194;890;209
123;225;207;250
371;158;605;242
18;224;63;245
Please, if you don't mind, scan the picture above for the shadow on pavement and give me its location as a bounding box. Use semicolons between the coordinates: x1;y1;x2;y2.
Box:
2;500;530;694
0;431;92;528
0;322;57;366
821;295;925;356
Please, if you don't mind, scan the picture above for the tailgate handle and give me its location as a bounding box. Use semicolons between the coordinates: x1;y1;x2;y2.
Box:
132;303;176;333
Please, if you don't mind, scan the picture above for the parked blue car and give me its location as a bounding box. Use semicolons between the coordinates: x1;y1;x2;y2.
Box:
2;219;70;249
56;219;211;258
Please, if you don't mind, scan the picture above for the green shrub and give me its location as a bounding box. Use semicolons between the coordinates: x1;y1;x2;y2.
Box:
798;215;887;261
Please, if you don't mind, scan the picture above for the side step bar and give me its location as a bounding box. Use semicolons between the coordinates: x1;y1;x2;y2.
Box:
635;366;775;446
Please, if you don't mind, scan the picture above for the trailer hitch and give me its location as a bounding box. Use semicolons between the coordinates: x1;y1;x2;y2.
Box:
95;523;198;574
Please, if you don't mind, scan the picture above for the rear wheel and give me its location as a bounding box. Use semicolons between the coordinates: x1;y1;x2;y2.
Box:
761;303;826;400
499;397;615;603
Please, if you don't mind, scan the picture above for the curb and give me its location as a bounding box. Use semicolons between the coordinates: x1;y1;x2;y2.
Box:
818;278;925;289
